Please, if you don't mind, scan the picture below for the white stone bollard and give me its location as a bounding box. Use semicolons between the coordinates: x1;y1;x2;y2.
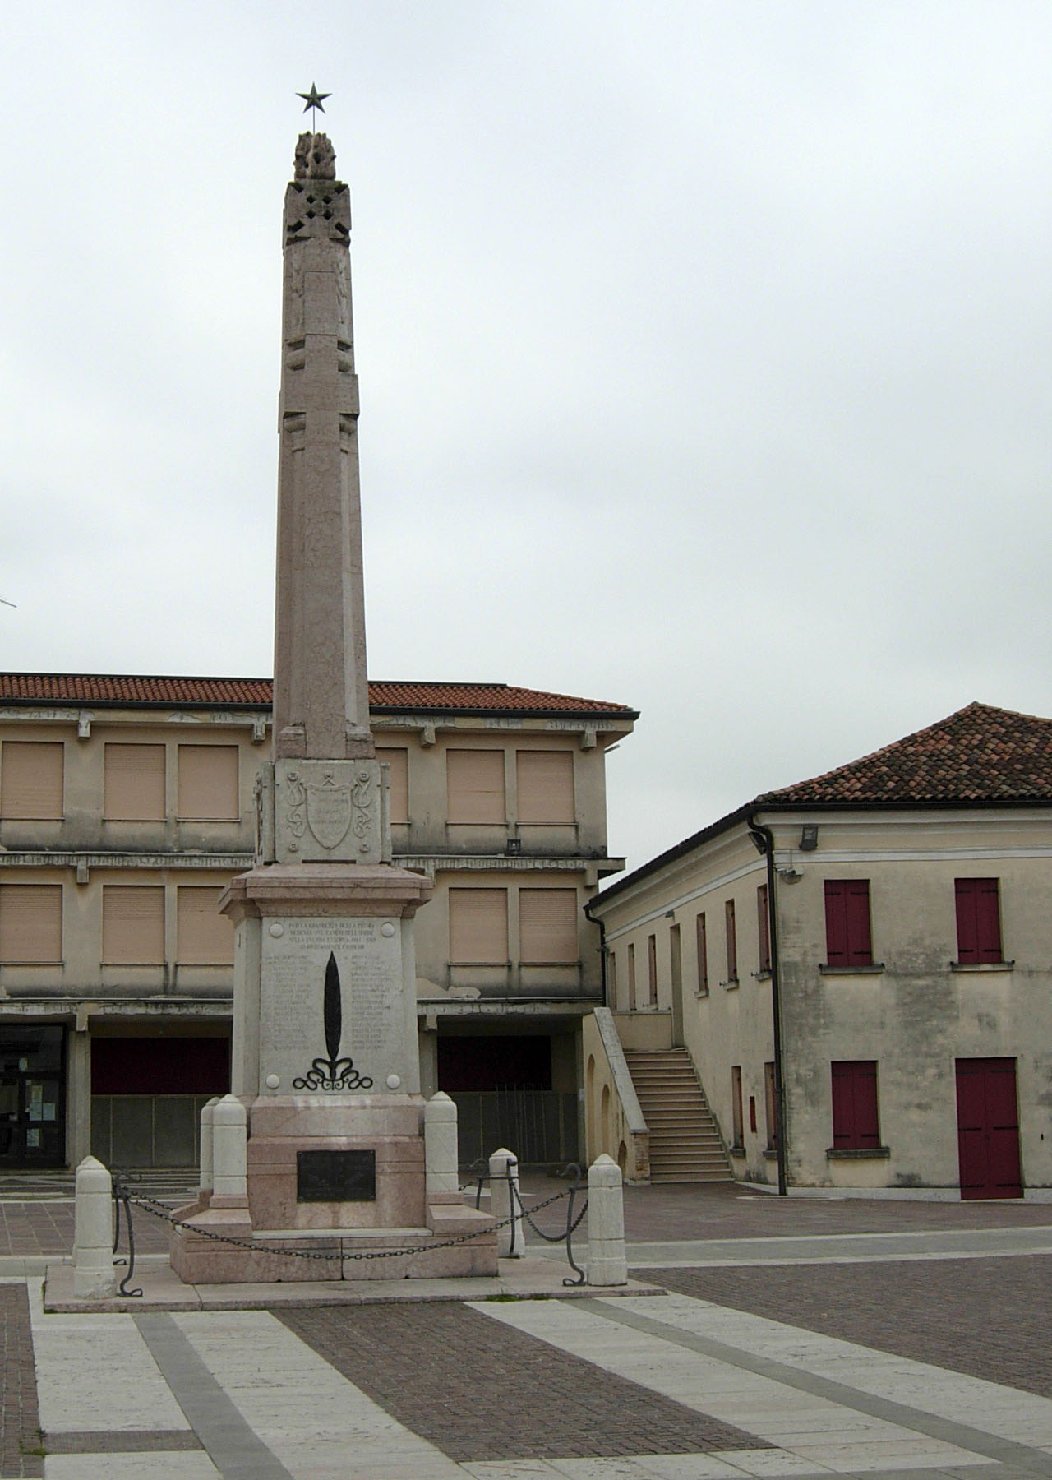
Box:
211;1094;248;1199
424;1092;460;1200
73;1156;116;1299
489;1147;526;1257
586;1153;627;1286
198;1096;220;1195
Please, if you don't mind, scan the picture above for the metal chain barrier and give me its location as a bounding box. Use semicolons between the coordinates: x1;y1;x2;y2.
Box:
508;1165;588;1286
111;1171;588;1290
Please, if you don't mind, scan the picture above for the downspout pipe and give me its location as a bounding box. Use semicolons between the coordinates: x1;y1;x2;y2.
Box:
583;898;609;1005
747;815;788;1197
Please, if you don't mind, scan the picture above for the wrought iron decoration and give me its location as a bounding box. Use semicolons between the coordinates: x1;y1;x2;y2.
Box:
293;951;374;1090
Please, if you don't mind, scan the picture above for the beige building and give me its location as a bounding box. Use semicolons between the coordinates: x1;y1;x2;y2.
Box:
587;703;1052;1199
0;673;634;1171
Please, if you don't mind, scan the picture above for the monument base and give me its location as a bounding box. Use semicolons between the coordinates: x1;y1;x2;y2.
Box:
169;1197;498;1284
168;1091;498;1285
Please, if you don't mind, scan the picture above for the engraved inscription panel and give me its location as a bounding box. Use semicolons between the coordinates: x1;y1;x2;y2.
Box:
297;1149;376;1203
259;916;409;1093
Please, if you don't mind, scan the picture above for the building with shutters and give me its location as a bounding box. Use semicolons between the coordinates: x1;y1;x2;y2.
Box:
587;703;1052;1199
0;673;635;1171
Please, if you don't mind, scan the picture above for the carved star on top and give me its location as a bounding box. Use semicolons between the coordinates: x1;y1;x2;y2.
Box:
297;83;331;127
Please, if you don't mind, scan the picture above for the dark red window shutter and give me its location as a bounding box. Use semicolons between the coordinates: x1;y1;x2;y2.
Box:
825;881;848;965
825;880;871;966
757;883;771;972
832;1061;879;1149
956;878;1002;964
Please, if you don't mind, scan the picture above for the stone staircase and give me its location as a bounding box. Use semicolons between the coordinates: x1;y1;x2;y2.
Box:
624;1048;733;1184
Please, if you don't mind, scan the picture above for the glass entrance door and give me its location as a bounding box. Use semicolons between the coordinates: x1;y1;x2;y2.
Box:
0;1027;66;1168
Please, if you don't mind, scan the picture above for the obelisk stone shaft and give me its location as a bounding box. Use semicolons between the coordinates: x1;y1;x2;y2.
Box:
273;134;371;763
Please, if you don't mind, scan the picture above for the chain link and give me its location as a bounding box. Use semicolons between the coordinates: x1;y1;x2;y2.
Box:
123;1183;584;1265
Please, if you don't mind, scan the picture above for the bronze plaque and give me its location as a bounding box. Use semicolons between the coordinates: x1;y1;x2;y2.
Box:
297;1149;376;1202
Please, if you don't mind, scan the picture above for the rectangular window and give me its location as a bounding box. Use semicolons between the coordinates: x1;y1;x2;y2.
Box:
104;743;165;821
764;1060;778;1150
376;747;409;824
646;933;658;1005
102;886;164;965
725;899;737;981
519;888;578;964
607;951;618;1006
824;879;873;967
757;883;771;973
628;942;636;1009
696;913;708;994
831;1060;880;1149
0;742;64;820
449;888;508;964
0;885;62;963
177;887;234;965
670;923;682;997
516;751;574;824
446;750;505;824
177;745;239;820
731;1066;744;1148
955;878;1002;964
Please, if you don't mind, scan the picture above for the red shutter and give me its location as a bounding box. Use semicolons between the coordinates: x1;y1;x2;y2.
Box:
824;881;848;965
956;879;1002;965
832;1061;879;1149
826;880;871;966
757;884;771;972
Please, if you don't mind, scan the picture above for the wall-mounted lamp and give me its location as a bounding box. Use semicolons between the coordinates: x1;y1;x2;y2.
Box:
799;825;819;852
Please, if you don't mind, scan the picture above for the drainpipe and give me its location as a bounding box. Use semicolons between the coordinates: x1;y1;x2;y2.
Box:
747;815;788;1197
583;899;609;1005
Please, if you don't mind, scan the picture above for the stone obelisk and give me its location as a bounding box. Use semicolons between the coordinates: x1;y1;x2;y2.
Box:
170;129;496;1282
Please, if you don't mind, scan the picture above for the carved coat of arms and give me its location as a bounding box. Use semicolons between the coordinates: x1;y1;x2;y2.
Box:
306;770;353;849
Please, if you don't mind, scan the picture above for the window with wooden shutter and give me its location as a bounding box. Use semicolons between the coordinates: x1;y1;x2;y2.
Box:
377;747;409;824
831;1060;880;1148
646;933;658;1004
177;887;233;965
177;746;239;820
696;913;708;994
0;885;62;963
519;889;578;964
764;1060;778;1149
607;951;618;1006
955;878;1002;964
446;750;505;824
516;751;574;824
824;880;872;967
628;943;636;1008
104;744;165;821
449;888;508;963
757;883;771;973
102;887;165;965
731;1066;744;1147
725;899;737;981
0;742;64;820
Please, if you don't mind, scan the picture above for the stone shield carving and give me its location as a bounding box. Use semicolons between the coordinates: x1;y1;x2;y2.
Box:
305;770;353;850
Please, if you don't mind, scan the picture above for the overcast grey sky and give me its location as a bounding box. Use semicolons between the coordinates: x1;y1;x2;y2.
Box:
3;2;1051;872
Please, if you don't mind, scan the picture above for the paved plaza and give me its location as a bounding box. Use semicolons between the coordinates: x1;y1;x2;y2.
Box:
0;1178;1050;1479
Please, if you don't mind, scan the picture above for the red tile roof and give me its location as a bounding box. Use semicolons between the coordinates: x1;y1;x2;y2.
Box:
0;673;636;719
592;702;1052;909
762;702;1052;806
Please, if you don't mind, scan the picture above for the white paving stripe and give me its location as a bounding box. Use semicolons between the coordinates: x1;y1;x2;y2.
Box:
471;1299;988;1474
28;1285;190;1435
619;1293;1052;1449
171;1309;466;1480
44;1456;220;1479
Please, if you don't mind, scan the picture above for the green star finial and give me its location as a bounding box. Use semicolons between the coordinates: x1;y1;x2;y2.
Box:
296;83;331;131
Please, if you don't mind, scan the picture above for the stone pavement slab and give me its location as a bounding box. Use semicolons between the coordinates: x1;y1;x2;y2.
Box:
651;1257;1052;1399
